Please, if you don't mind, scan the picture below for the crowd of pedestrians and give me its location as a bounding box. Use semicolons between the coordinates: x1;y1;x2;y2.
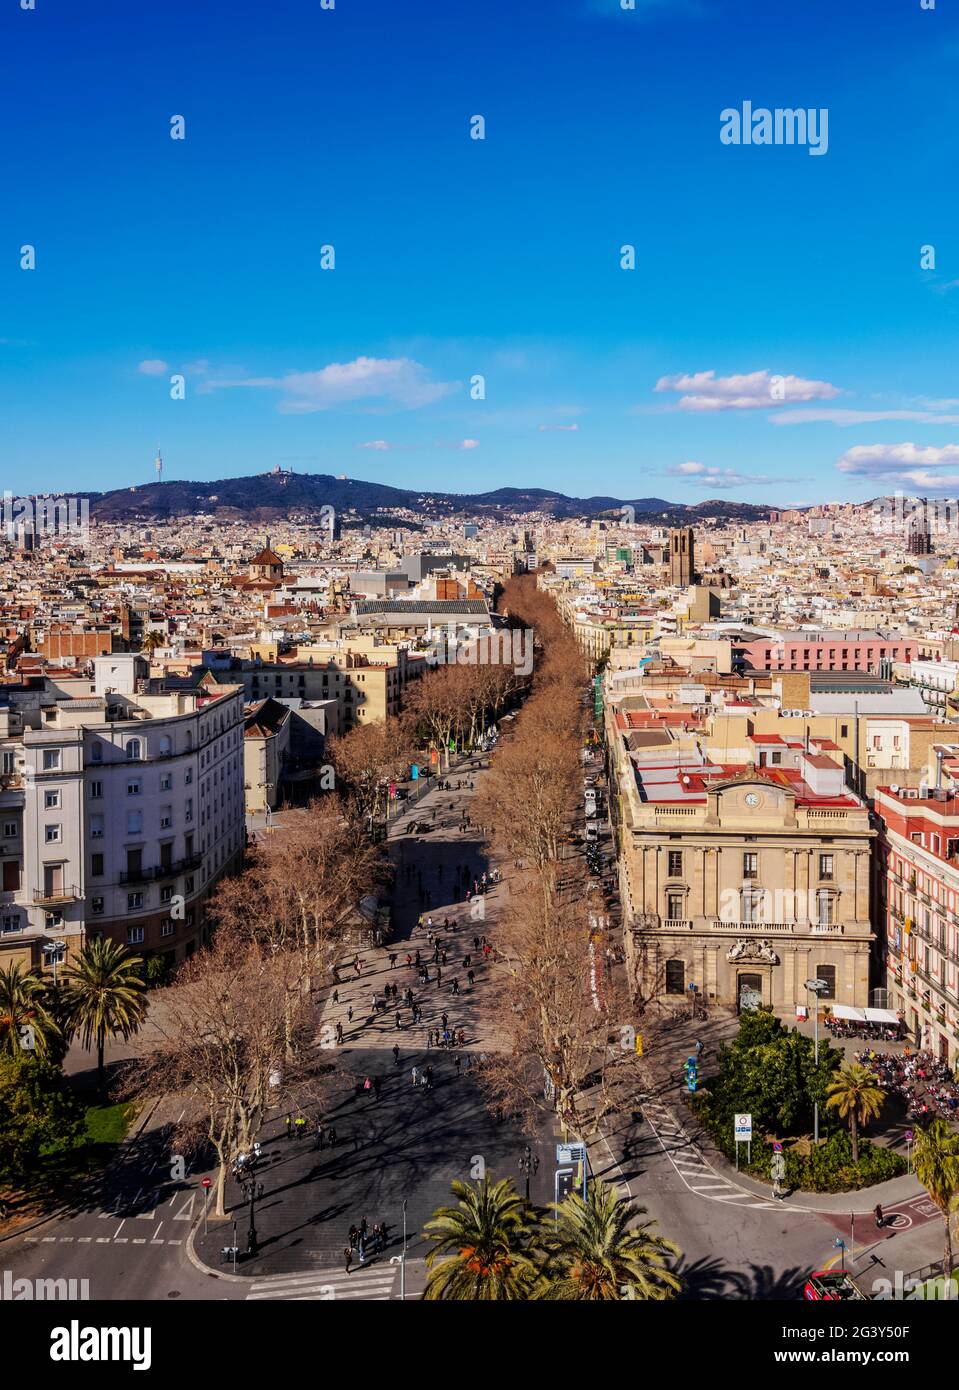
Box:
856;1047;959;1121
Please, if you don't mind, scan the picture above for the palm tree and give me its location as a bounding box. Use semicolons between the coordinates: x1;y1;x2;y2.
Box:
0;961;59;1059
62;940;148;1087
422;1176;537;1300
913;1119;959;1281
535;1180;681;1300
825;1063;885;1164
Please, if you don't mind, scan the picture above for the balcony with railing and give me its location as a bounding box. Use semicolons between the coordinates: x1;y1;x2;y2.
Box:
119;852;203;885
33;883;79;905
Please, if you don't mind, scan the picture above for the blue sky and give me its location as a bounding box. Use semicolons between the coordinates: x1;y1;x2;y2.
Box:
3;0;959;505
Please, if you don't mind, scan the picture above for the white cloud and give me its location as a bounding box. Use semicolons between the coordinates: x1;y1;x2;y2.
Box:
538;422;580;432
837;443;959;477
666;462;785;489
138;359;169;376
208;356;455;414
360;440;391;450
773;408;959;426
655;369;841;412
459;439;480;450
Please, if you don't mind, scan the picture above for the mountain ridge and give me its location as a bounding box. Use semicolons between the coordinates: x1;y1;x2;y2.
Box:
84;471;776;524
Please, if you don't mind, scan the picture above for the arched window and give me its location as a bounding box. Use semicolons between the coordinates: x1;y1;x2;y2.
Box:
185;730;193;751
158;735;173;757
125;738;141;760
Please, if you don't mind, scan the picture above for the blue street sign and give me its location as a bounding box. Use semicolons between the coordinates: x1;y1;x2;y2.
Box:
411;765;419;780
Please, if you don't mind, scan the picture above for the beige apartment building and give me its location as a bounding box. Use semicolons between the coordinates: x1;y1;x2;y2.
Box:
607;705;875;1012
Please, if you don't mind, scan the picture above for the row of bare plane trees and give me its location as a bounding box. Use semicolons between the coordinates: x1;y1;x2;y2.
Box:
122;628;530;1215
473;576;643;1143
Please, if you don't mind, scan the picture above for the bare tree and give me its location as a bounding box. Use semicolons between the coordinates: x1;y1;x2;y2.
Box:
123;932;337;1217
329;719;413;825
210;799;387;983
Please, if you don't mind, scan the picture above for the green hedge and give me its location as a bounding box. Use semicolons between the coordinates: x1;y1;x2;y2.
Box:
711;1127;906;1193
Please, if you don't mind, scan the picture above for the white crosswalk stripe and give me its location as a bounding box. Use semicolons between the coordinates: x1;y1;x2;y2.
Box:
247;1265;399;1301
640;1099;794;1211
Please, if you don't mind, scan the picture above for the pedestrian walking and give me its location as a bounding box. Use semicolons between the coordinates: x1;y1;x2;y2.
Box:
392;1043;400;1065
344;1246;353;1274
411;1066;419;1086
451;978;459;996
441;1012;449;1030
285;1113;293;1138
395;1011;402;1031
458;1029;466;1047
875;1204;884;1229
436;966;442;986
425;1065;434;1089
336;1021;344;1044
389;953;397;969
454;1054;462;1076
348;1224;359;1250
427;1030;433;1048
328;1126;337;1148
467;969;475;987
347;1005;354;1023
332;988;339;1005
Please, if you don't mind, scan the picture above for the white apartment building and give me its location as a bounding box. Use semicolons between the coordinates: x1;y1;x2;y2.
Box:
0;655;246;975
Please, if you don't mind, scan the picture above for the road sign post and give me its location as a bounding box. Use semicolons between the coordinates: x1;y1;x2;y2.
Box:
202;1176;212;1236
734;1113;752;1170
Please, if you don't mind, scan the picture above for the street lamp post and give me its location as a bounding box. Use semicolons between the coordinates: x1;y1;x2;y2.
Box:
518;1144;539;1202
805;978;829;1144
235;1154;261;1258
43;940;66;987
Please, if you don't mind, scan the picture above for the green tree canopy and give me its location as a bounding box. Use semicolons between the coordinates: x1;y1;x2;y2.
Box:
0;1052;83;1179
698;1008;841;1143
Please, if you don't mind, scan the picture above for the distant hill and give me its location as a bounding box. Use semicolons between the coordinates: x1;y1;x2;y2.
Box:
85;471;772;524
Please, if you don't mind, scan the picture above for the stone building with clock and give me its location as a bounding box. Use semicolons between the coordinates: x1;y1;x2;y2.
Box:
607;709;875;1014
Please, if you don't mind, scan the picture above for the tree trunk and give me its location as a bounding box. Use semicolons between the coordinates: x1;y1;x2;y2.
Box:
943;1211;954;1282
97;1035;105;1089
850;1113;859;1165
214;1158;228;1219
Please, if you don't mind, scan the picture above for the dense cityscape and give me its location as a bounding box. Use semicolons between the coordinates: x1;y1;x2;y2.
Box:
3;0;954;1366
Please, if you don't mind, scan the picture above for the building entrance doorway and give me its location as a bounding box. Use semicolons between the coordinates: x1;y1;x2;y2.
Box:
737;973;763;1013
